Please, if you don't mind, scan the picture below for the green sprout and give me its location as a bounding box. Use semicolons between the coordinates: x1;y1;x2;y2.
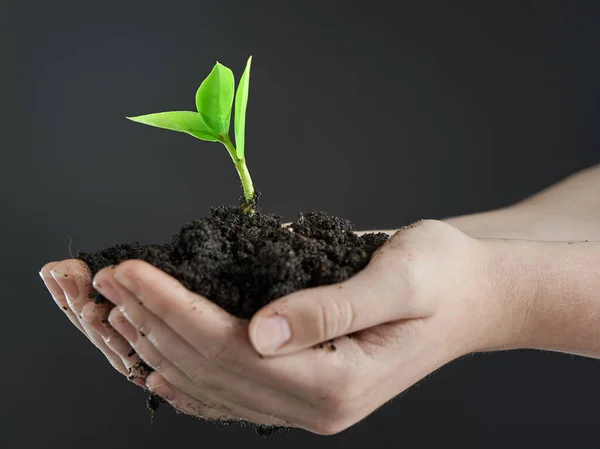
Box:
127;56;256;214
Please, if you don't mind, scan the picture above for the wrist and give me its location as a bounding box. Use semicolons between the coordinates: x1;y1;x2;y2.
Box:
456;238;534;353
475;239;600;358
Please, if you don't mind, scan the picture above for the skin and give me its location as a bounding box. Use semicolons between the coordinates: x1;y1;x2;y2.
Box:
40;163;600;435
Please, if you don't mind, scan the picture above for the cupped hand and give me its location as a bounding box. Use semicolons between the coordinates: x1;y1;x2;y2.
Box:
40;260;149;386
87;220;522;434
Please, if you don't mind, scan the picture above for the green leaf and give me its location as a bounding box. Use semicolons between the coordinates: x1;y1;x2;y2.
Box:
195;62;235;136
127;111;219;141
234;56;252;159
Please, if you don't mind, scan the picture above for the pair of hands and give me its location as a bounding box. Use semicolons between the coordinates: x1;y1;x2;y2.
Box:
41;220;528;434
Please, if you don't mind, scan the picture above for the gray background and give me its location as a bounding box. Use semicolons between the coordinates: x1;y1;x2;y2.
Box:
1;1;599;448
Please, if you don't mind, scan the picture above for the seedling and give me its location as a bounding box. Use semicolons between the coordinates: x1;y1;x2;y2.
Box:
127;56;256;214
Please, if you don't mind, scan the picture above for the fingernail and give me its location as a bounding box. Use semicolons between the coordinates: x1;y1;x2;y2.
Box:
93;278;123;306
252;316;291;354
109;311;137;343
51;270;79;300
114;271;142;299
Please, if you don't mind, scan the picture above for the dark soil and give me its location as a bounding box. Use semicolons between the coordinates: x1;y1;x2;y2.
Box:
78;205;389;433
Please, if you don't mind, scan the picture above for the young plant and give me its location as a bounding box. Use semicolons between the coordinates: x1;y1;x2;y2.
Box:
127;56;256;214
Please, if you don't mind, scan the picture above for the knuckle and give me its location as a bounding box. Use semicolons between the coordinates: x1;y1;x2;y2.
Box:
59;259;92;278
117;260;156;289
148;296;174;323
315;294;355;340
81;301;109;323
380;219;444;254
80;302;97;322
117;259;146;275
145;352;164;373
333;294;356;335
41;261;59;274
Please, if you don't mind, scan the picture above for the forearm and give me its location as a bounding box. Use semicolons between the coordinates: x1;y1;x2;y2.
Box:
485;239;600;358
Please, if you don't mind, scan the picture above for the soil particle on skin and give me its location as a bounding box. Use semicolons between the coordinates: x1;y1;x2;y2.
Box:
77;205;389;434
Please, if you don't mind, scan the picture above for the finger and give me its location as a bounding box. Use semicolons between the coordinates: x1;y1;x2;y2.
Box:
97;262;361;403
80;301;146;387
97;262;331;402
98;277;306;419
40;262;86;334
46;260;128;375
96;260;240;360
94;261;359;426
108;308;290;427
248;248;426;355
49;259;93;316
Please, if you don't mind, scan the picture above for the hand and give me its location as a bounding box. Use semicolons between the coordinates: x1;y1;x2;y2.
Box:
40;260;150;386
90;220;522;434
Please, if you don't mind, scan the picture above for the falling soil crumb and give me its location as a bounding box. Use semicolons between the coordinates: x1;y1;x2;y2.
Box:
146;393;165;424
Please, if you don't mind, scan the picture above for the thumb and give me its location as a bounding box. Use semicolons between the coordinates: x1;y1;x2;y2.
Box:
248;256;423;356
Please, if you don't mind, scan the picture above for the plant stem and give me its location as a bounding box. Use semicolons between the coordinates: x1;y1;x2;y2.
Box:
220;134;256;214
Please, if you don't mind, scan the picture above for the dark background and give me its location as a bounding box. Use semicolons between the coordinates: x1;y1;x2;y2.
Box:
1;1;599;448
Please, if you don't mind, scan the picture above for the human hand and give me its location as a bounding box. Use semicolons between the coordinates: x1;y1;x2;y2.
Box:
39;260;150;386
90;220;526;434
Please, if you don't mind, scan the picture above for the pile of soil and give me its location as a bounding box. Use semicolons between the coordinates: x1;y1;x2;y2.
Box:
78;205;389;434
